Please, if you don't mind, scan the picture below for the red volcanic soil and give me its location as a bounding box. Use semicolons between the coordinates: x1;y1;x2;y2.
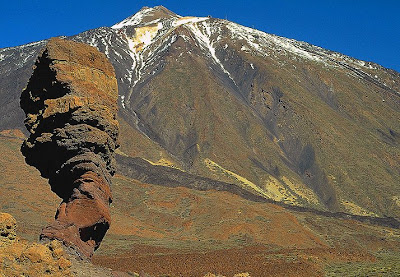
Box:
93;244;377;277
93;244;320;277
91;176;395;277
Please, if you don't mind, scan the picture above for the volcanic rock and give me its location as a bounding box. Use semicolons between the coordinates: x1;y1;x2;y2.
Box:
0;212;17;245
20;37;119;258
0;212;73;276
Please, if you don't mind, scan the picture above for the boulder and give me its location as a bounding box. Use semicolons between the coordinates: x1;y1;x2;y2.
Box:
0;212;17;245
0;213;73;276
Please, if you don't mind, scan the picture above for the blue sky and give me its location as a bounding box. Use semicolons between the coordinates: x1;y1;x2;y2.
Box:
1;0;399;72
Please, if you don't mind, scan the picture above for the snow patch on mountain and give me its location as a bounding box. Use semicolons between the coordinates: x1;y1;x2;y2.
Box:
124;36;143;104
112;6;179;29
112;8;155;29
120;95;126;108
173;17;208;27
226;22;325;64
185;21;238;86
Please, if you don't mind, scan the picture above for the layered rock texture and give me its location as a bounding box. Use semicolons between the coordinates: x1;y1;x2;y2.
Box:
20;38;119;258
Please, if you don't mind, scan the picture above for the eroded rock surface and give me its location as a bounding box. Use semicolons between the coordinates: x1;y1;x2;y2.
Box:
0;213;73;276
20;37;119;258
0;212;17;245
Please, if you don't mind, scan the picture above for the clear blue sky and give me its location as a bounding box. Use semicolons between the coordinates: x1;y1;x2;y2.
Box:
1;0;399;72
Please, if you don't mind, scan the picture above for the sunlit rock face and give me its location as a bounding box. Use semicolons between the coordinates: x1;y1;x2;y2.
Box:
20;37;119;259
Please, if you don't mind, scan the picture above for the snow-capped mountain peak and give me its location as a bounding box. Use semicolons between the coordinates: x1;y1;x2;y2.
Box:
111;6;179;29
102;6;400;114
0;6;399;220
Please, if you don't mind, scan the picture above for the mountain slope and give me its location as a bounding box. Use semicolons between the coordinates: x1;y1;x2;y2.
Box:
0;6;399;219
1;131;400;276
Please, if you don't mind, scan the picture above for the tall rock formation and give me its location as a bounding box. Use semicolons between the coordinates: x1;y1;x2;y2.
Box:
20;37;119;258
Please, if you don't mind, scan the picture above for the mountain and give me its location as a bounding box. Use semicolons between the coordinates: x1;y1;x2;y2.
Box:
2;5;399;217
1;6;400;276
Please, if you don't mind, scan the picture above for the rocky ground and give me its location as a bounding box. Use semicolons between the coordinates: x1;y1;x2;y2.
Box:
1;209;258;276
0;212;73;276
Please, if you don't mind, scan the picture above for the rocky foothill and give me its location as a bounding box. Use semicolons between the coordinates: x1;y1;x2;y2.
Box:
0;212;73;276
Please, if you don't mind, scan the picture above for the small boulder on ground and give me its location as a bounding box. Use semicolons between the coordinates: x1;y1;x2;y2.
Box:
0;212;73;276
0;212;17;245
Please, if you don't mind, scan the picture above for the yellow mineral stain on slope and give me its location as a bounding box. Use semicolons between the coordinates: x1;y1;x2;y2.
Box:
115;148;128;156
383;227;400;239
204;158;321;206
204;158;269;198
273;136;287;156
281;176;320;205
142;157;184;171
175;16;196;23
262;175;296;203
341;200;378;217
129;25;161;52
116;145;183;171
392;196;400;207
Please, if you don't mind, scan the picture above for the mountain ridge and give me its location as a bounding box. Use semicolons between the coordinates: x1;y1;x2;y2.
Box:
0;6;399;220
